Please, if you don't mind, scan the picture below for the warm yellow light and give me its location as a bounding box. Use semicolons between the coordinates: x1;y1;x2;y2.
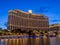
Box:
28;10;32;13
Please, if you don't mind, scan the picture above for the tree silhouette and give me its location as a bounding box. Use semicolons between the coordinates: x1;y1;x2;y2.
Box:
4;22;8;29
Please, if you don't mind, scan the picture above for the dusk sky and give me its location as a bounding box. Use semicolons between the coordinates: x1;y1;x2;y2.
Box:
0;0;60;29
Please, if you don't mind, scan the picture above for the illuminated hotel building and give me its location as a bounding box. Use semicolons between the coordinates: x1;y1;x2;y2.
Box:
49;23;60;31
8;9;49;31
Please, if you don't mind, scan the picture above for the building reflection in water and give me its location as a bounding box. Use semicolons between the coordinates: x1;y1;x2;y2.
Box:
0;37;60;45
0;39;5;45
50;37;60;45
42;37;50;45
27;37;50;45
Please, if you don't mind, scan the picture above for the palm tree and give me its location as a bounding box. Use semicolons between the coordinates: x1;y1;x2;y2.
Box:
0;28;2;30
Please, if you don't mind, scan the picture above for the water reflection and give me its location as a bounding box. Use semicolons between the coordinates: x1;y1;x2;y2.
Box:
0;36;60;45
50;37;60;45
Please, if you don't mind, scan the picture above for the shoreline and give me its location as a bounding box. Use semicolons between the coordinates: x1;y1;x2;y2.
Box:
0;34;60;39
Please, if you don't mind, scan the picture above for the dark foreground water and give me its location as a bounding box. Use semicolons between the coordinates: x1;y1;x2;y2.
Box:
0;36;60;45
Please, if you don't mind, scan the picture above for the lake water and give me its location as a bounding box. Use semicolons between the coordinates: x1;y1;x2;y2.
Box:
0;36;60;45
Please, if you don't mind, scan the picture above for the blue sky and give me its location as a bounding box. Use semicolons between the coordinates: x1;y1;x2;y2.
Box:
0;0;60;29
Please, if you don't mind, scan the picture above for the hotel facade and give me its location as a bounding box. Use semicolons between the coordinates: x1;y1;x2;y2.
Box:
8;9;49;32
49;23;60;32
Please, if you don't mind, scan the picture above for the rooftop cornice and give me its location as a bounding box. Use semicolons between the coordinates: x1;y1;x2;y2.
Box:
15;9;45;16
8;9;47;17
49;24;60;28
